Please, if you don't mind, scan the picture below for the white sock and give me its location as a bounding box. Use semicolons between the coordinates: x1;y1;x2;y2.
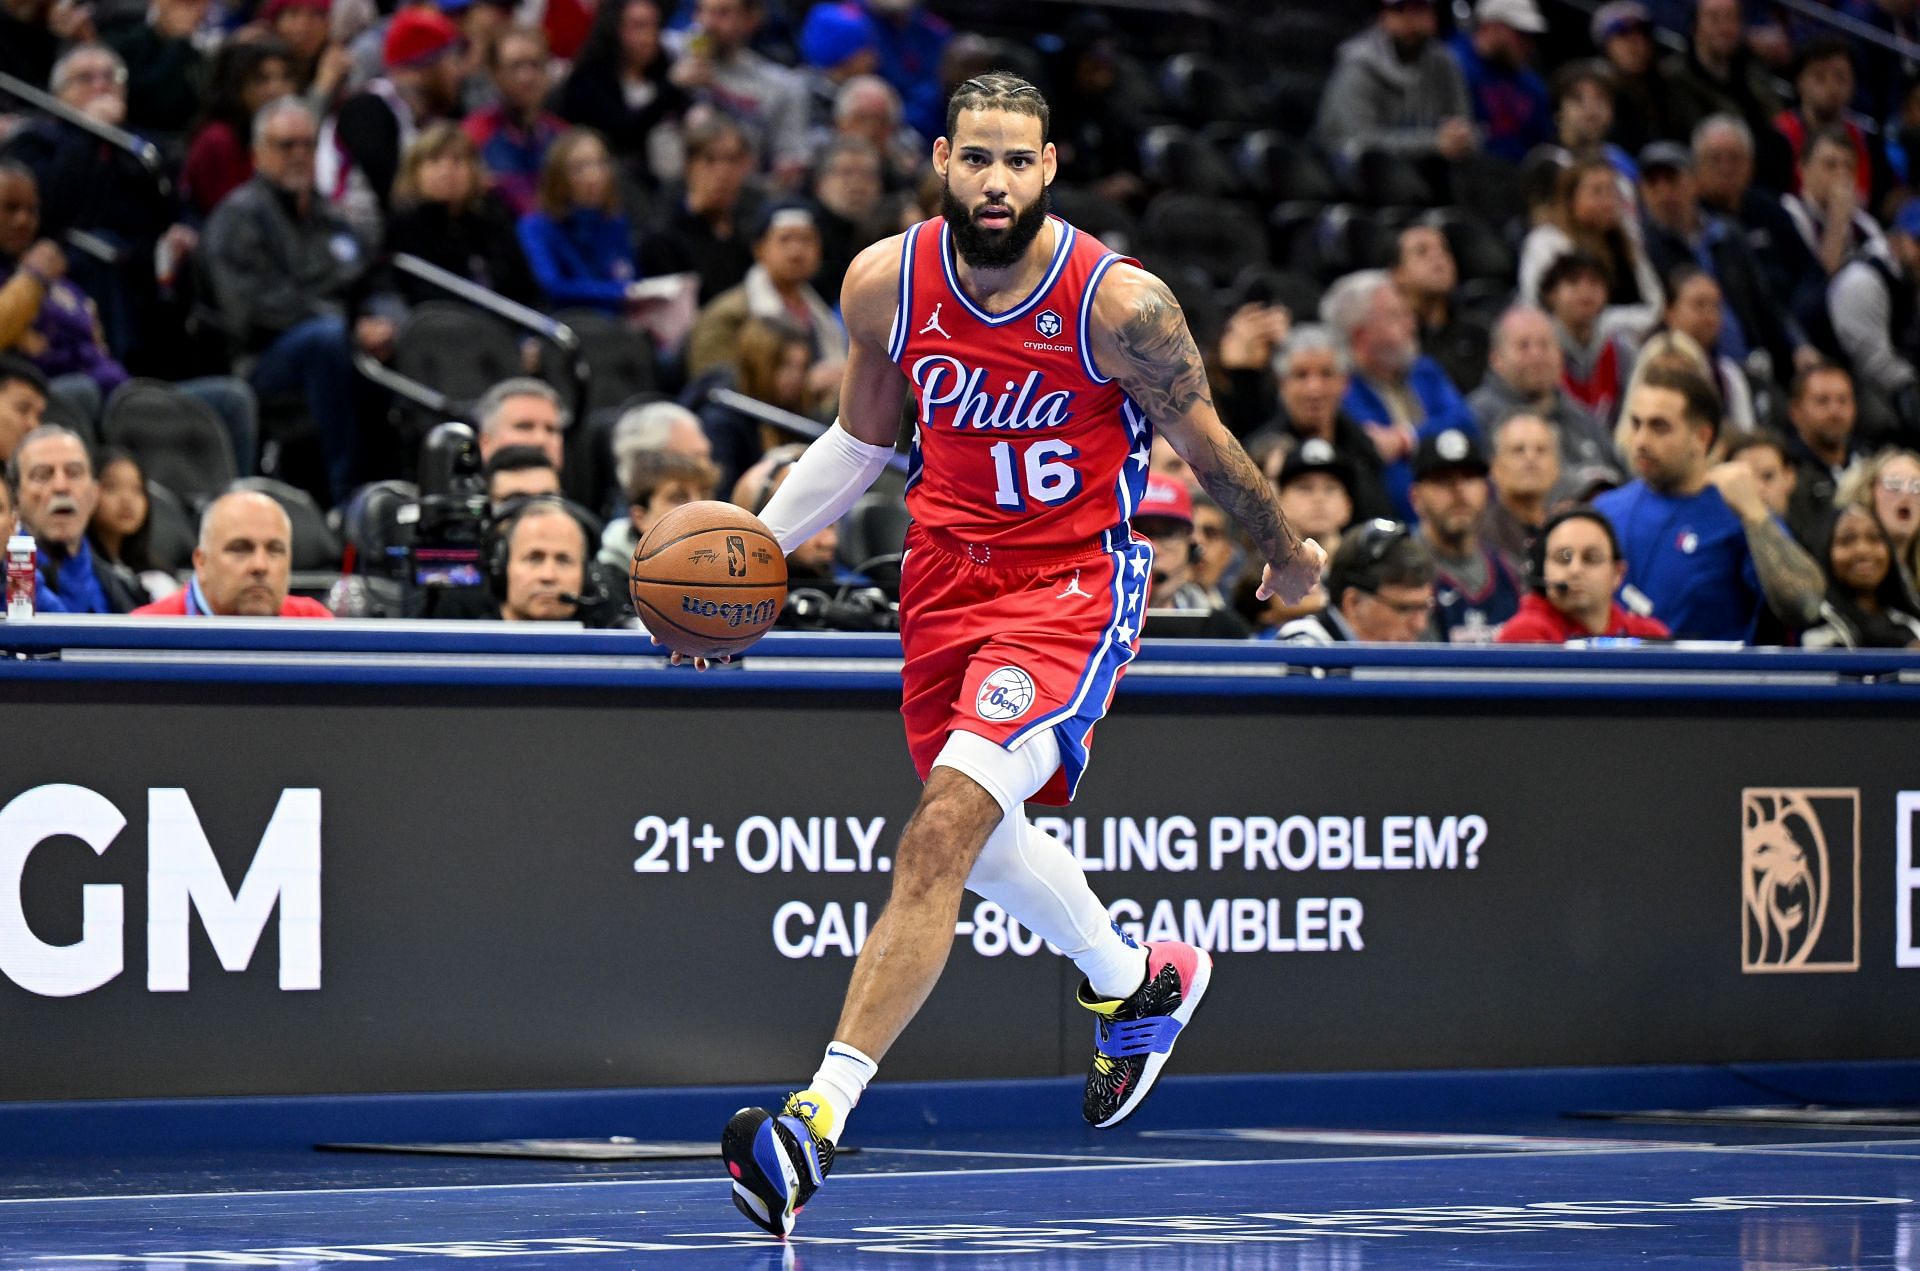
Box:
795;1041;877;1141
966;810;1148;1001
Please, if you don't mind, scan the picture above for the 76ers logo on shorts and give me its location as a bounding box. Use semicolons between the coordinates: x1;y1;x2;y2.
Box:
976;666;1036;721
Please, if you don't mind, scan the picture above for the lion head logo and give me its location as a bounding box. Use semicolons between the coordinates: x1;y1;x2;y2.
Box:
1742;791;1830;968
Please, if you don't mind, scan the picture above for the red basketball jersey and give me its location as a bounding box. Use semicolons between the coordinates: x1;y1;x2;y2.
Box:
888;215;1150;554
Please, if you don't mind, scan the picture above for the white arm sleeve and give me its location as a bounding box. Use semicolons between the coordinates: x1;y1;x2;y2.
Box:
756;421;896;555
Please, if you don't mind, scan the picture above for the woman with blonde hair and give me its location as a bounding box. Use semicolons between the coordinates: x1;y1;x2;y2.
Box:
1837;447;1920;587
384;122;541;307
1519;156;1663;343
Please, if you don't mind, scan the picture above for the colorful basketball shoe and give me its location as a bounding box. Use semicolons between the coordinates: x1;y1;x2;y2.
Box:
1078;940;1213;1128
720;1094;836;1237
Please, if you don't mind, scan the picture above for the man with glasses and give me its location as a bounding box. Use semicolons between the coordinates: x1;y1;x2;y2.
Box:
204;97;396;506
1279;518;1438;643
1496;505;1671;642
640;115;761;303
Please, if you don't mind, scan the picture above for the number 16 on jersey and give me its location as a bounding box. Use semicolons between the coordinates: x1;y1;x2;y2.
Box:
989;439;1082;510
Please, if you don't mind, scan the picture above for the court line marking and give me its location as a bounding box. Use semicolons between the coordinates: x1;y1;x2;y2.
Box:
858;1147;1204;1165
5;1138;1919;1208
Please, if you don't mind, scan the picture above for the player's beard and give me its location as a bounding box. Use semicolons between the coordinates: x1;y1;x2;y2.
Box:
943;181;1052;271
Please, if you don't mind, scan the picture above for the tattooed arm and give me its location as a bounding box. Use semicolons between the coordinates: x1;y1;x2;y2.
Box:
1091;263;1324;601
1705;461;1826;625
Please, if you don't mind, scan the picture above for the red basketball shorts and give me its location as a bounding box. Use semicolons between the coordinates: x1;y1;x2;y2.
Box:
897;523;1154;806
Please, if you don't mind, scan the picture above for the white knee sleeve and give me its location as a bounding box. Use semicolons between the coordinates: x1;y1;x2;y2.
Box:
930;728;1060;816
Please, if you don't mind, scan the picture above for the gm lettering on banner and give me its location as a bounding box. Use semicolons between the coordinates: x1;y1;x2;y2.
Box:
0;784;321;997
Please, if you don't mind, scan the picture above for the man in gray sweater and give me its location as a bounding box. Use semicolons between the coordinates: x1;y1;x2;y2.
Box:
1829;201;1920;442
1314;0;1477;164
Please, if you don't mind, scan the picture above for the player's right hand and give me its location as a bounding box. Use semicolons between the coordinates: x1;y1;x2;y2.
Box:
1257;538;1328;605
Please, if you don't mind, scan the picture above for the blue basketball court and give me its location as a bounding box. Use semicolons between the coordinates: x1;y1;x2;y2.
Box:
6;1069;1920;1268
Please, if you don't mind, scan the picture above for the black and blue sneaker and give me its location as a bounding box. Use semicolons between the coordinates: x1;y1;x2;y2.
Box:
721;1096;836;1237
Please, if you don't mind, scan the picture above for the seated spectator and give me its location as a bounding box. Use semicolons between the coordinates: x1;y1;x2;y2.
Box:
1779;362;1869;545
639;114;761;305
518;127;641;314
1322;270;1474;521
1540;250;1632;421
687;202;848;381
600;446;718;568
1478;411;1561;571
1392;222;1489;396
320;7;467;239
665;0;809;185
824;74;927;196
10;425;143;613
204;98;393;505
1519;156;1663;341
3;43;183;358
1191;494;1238;607
1130;473;1249;637
0;162;261;474
1828;201;1920;439
263;0;350;109
1469;304;1621;483
1784;128;1888;291
1799;503;1920;649
797;2;880;134
1589;1;1683;156
1450;0;1552;165
462;26;568;219
1644;266;1758;436
1253;329;1396;525
99;0;209;139
475;377;567;470
807;137;887;309
1546;58;1636;182
1637;139;1809;385
1410;427;1523;641
696;317;823;492
1215;301;1295;437
553;0;688;192
1662;0;1785;180
857;0;950;145
88;447;178;604
488;495;631;626
484;443;562;510
0;355;48;466
1260;440;1356;629
0;467;13;533
1496;505;1672;641
1693;115;1824;357
184;39;297;219
1837;447;1920;589
1724;431;1797;524
385;123;541;308
130;490;333;617
613;399;713;491
0;0;73;91
1773;37;1891;209
1314;0;1476;169
1279;518;1437;643
1596;363;1825;640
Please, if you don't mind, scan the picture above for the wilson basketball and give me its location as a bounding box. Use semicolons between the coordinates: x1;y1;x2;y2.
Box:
629;502;788;658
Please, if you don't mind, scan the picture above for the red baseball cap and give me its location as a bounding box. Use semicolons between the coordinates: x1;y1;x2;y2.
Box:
1133;473;1194;527
384;8;464;69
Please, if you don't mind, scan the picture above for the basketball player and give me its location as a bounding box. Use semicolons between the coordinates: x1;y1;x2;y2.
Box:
713;72;1326;1236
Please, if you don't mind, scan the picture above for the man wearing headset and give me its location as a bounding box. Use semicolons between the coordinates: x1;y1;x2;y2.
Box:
1496;506;1672;642
485;496;634;628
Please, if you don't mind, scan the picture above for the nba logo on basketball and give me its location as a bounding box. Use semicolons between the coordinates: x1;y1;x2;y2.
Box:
976;666;1036;721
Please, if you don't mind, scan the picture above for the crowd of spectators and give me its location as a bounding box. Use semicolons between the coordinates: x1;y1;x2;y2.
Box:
2;0;1920;649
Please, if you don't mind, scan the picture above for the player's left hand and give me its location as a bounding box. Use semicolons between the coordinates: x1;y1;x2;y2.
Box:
649;634;733;671
1257;538;1328;605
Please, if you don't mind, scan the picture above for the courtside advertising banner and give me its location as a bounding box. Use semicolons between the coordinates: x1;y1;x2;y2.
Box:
1;685;1915;1100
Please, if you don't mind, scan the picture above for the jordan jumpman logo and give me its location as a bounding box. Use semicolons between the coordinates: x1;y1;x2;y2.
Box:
1057;570;1093;601
919;302;951;339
